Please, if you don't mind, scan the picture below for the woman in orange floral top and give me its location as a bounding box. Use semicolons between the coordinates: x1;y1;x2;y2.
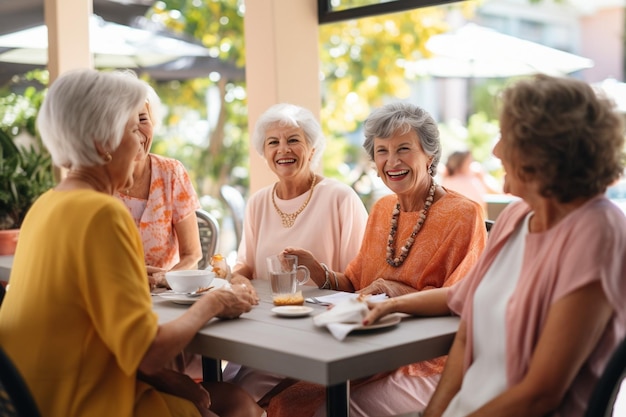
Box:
115;81;201;289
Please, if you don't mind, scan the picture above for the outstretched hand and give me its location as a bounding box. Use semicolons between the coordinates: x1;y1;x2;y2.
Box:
362;298;397;326
211;283;259;319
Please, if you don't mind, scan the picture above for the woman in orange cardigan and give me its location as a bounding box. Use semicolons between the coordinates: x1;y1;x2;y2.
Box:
269;102;487;417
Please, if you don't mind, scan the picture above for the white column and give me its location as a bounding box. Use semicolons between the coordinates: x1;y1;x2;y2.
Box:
44;0;92;83
244;0;321;193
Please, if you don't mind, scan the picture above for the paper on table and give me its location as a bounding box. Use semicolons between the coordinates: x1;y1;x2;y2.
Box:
306;292;387;305
312;295;388;341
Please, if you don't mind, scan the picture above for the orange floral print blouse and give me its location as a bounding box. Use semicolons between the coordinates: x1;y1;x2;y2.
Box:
116;154;200;270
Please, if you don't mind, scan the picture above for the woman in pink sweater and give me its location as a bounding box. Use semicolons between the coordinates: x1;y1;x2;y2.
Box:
365;74;626;417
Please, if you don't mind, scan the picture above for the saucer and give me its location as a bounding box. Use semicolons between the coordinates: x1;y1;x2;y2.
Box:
271;306;314;318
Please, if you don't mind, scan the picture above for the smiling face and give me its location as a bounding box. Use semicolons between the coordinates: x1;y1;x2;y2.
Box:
137;102;153;159
374;129;433;200
263;123;315;181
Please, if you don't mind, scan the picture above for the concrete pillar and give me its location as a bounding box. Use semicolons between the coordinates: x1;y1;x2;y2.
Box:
244;0;321;193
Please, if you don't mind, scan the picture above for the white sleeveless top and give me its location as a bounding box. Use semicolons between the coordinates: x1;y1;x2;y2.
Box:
442;213;531;417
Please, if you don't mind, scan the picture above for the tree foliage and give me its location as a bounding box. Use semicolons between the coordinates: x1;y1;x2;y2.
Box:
144;0;488;193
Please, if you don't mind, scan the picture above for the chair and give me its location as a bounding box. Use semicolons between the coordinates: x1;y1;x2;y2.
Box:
0;345;41;417
196;209;220;270
584;336;626;417
219;185;246;249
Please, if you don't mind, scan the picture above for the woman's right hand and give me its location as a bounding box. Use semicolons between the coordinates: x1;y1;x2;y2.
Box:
210;283;258;319
282;247;325;285
147;266;168;289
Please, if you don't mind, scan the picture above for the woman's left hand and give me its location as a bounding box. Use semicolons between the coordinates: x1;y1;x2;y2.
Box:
358;278;417;298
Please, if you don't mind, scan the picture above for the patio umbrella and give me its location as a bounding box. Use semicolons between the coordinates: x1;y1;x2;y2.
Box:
0;14;210;68
406;23;594;78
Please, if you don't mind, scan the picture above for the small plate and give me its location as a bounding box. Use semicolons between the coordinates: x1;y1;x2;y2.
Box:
158;278;229;305
271;306;314;318
353;314;402;331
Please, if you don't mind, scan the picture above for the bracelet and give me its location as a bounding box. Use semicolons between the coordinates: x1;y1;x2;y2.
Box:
320;263;331;289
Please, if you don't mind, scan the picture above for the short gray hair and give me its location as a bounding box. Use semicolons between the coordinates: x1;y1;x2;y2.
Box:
115;70;164;129
362;102;441;176
37;69;146;169
251;103;326;169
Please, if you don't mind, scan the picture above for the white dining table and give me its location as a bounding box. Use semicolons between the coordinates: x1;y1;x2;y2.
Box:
152;281;459;417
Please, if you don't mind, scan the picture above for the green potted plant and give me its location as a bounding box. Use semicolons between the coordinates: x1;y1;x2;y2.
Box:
0;128;54;254
0;71;55;254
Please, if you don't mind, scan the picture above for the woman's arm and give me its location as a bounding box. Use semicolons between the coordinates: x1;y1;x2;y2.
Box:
171;212;203;270
138;284;257;374
464;281;612;417
146;213;202;288
423;320;468;417
363;287;451;325
358;278;418;297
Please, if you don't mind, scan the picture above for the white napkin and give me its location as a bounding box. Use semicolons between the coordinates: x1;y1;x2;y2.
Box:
313;294;388;341
307;292;387;306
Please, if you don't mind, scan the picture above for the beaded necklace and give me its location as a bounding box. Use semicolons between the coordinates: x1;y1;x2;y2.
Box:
386;180;436;267
271;174;317;228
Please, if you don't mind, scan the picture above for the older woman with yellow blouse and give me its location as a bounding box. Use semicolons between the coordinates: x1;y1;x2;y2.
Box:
0;69;263;417
269;102;487;417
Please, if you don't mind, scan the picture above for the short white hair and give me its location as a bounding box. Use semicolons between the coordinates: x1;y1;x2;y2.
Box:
37;69;146;168
251;103;326;169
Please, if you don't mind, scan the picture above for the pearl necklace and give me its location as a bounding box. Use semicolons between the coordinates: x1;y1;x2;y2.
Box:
386;180;436;267
272;175;317;228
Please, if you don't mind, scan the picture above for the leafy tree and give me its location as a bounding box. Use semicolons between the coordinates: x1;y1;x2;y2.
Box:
143;0;495;194
144;0;248;197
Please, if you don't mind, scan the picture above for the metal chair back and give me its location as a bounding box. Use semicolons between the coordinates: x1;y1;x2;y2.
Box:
584;336;626;417
196;209;220;270
219;185;245;248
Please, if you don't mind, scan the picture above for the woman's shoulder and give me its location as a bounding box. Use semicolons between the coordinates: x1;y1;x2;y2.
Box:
563;195;626;235
150;153;188;173
317;178;361;198
247;184;274;205
439;189;483;214
369;194;397;212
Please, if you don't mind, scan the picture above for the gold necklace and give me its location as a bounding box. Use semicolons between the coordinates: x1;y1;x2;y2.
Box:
386;180;436;267
271;175;317;228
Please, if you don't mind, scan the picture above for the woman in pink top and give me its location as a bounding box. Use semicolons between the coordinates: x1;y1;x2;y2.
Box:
115;80;202;289
225;103;369;403
365;74;626;417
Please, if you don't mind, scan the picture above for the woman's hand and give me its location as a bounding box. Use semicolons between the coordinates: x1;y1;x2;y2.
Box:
358;278;416;297
362;298;397;326
229;274;257;296
282;247;325;285
147;266;168;289
210;283;258;319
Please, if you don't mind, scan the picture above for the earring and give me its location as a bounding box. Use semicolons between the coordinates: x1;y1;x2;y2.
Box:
428;165;433;176
103;152;112;163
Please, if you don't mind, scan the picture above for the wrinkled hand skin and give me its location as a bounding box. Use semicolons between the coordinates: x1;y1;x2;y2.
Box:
212;283;258;319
